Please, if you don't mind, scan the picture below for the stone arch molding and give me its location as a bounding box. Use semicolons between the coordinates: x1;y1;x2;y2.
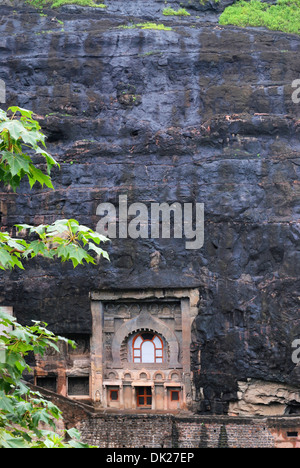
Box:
121;327;169;363
112;310;180;367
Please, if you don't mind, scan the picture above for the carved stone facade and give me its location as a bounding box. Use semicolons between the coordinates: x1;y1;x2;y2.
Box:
90;289;199;411
32;289;199;413
34;333;91;400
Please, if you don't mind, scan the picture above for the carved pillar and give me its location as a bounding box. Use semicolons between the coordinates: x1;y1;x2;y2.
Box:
132;385;137;409
151;383;155;410
57;369;67;397
164;386;168;411
90;300;104;406
120;384;124;409
181;298;192;409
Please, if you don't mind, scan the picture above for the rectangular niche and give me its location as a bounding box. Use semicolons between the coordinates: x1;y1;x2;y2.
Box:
68;376;90;397
36;376;57;393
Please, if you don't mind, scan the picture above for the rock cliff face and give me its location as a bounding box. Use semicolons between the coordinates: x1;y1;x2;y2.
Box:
0;0;300;414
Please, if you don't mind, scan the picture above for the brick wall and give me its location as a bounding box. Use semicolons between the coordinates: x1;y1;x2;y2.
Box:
176;418;275;448
79;414;174;448
77;414;300;449
31;385;300;448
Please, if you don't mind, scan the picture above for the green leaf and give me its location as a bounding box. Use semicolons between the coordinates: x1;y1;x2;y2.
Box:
15;223;36;232
35;147;59;173
0;247;14;269
68;439;92;448
0;395;13;413
0;120;26;141
85;230;110;244
0;109;8;121
46;219;70;234
8;106;34;119
66;428;91;448
11;256;25;270
57;244;91;268
6;238;26;250
66;427;81;440
0;109;58;190
88;242;110;260
28;164;54;189
0;310;16;325
0;432;31;449
0;120;43;147
56;243;73;260
1;150;30;177
24;240;47;258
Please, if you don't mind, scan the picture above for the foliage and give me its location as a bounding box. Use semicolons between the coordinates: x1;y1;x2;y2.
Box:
0;107;57;192
162;7;190;16
50;0;106;8
0;310;91;448
26;0;107;7
0;107;109;271
219;0;300;35
119;22;173;31
199;0;219;4
0;219;109;270
0;106;109;447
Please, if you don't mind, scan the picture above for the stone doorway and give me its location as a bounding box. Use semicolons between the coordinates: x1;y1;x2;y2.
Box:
137;386;152;408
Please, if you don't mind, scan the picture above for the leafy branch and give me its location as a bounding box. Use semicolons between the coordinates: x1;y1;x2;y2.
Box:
0;219;110;270
0;107;110;270
0;105;109;447
0;310;91;448
0;106;58;191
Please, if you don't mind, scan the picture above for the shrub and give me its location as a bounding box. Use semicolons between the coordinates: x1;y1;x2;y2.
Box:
219;0;300;35
26;0;107;8
162;7;190;16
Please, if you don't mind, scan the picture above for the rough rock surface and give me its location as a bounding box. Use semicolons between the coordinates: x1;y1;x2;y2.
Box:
229;379;300;416
0;0;300;414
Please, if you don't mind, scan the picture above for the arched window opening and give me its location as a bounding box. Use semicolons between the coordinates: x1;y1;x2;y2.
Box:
132;332;164;363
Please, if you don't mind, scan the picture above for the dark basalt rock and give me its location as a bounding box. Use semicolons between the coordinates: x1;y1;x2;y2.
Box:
0;0;300;413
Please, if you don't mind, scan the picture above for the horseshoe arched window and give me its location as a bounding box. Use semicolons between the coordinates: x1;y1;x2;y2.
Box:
132;332;164;363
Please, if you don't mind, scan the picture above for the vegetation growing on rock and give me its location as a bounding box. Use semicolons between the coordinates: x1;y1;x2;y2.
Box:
220;0;300;35
118;22;173;31
26;0;106;8
162;7;190;16
14;0;300;36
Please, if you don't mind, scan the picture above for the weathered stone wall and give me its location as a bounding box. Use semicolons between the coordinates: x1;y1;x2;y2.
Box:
28;385;300;448
77;413;300;448
0;1;300;415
